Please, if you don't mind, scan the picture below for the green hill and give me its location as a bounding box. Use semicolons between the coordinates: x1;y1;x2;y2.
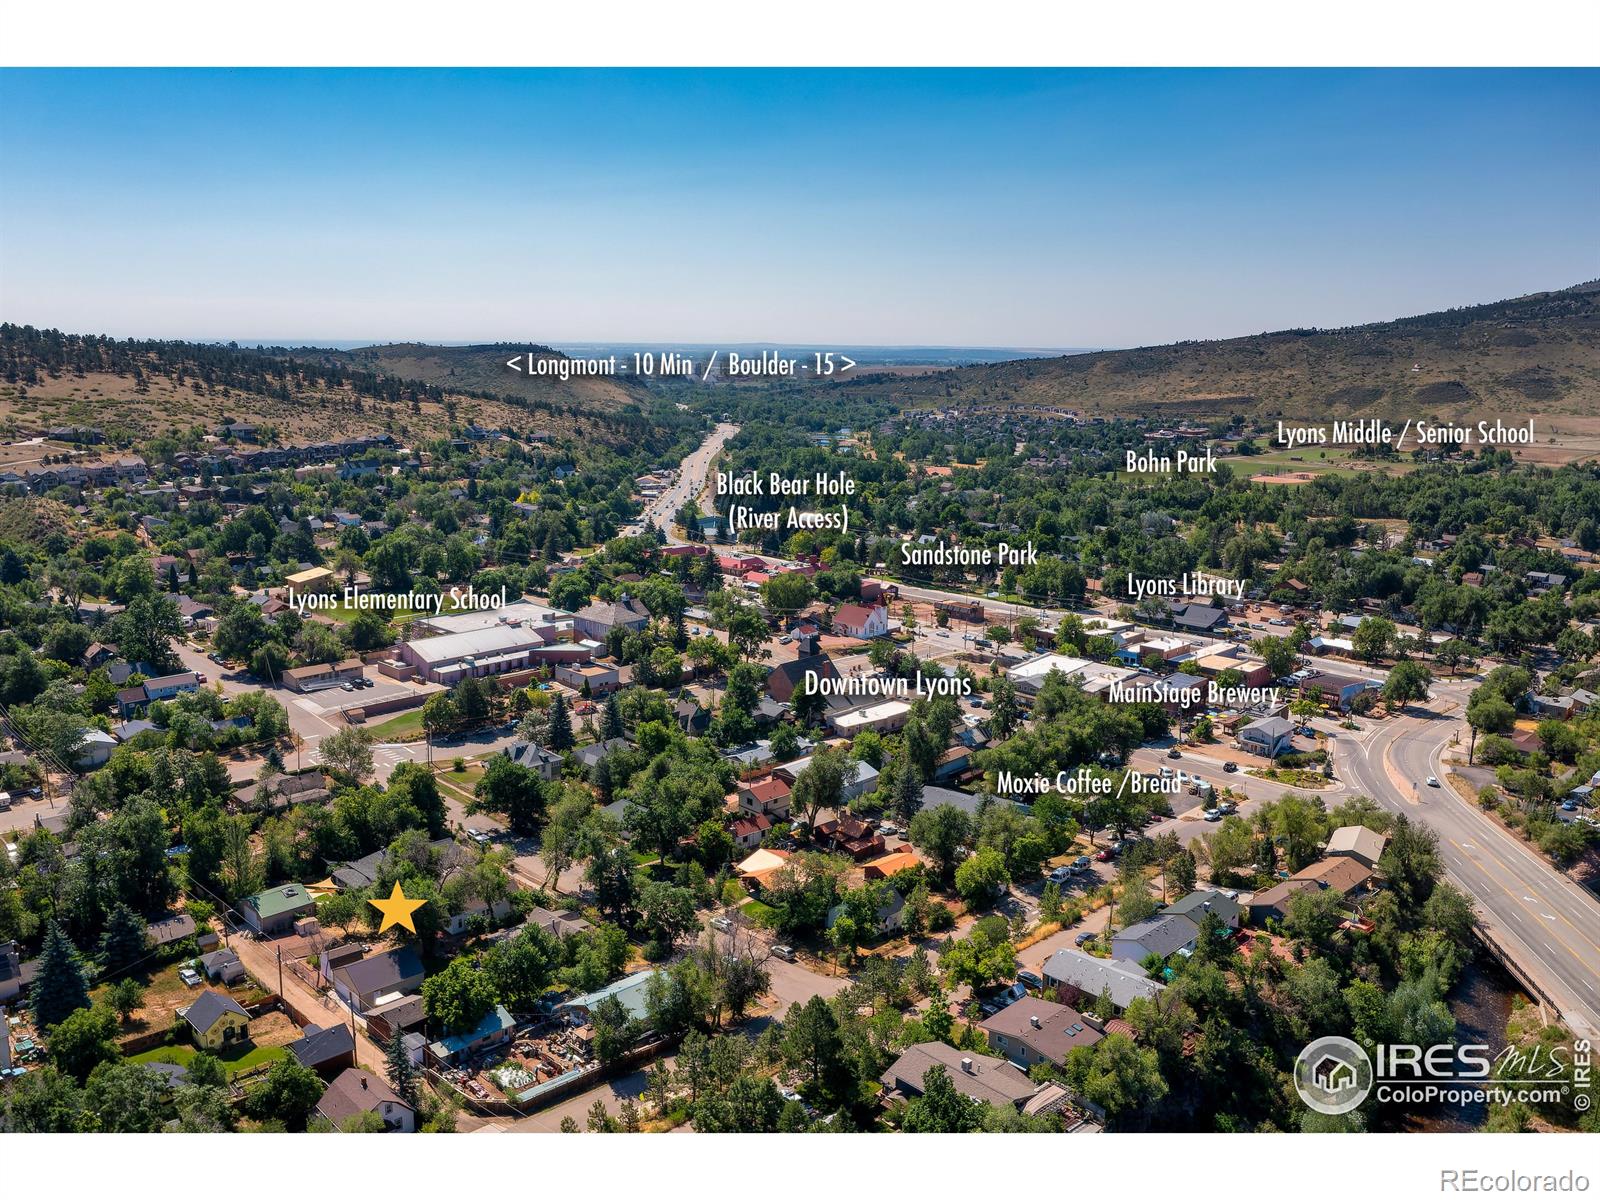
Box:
831;280;1600;420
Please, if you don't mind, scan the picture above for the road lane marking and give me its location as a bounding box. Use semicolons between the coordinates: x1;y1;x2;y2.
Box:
1448;835;1600;960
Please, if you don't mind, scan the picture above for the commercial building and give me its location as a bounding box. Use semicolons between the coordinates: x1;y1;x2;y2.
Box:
411;601;571;638
285;566;336;600
283;658;365;692
399;623;597;685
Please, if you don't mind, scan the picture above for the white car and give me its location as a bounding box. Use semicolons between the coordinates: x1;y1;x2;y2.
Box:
710;916;734;933
1426;776;1440;788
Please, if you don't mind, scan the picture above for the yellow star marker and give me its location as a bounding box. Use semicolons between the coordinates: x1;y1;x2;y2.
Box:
369;882;427;933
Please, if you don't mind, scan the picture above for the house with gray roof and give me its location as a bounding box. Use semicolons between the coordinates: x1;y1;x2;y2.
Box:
575;737;631;770
200;949;246;985
332;947;424;1013
1041;948;1166;1012
288;1022;357;1074
559;969;658;1023
1164;889;1242;930
1238;715;1295;758
180;989;251;1046
1110;913;1201;962
503;740;563;781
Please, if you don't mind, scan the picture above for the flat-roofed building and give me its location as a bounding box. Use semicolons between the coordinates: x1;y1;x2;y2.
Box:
411;600;571;637
399;623;554;685
285;566;336;599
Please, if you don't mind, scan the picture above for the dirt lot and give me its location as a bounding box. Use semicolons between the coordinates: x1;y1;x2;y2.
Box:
101;961;267;1047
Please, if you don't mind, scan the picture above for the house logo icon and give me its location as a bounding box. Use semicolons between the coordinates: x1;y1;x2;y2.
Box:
1294;1036;1373;1115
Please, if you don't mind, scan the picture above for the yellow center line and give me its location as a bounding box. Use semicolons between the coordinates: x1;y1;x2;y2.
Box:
1446;835;1600;964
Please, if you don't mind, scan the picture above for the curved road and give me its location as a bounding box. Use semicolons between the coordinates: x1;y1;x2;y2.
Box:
1337;706;1600;1041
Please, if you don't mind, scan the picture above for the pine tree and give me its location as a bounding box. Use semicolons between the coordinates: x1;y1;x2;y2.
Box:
546;691;574;751
99;903;150;977
892;752;924;823
602;694;625;741
384;1030;419;1107
33;921;92;1028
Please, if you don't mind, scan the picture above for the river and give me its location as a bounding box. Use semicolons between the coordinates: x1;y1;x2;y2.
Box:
1400;951;1525;1132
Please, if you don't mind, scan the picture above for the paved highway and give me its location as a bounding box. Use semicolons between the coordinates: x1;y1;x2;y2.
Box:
644;421;738;542
1337;706;1600;1041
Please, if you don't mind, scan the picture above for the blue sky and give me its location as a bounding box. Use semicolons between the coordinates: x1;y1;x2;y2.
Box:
0;69;1595;346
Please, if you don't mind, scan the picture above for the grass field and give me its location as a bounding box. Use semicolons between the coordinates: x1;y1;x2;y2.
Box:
740;898;778;927
369;709;427;739
130;1041;288;1078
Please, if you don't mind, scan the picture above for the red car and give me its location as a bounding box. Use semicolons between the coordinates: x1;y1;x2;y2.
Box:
1095;847;1115;862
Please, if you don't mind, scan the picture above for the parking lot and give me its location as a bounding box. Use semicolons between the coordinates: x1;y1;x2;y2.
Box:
289;674;425;720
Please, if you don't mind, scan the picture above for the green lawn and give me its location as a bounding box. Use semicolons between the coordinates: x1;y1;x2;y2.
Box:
368;708;426;739
740;898;778;927
130;1041;288;1078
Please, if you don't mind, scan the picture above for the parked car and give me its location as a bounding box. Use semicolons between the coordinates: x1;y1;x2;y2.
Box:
1075;931;1096;947
466;828;491;846
1203;808;1222;822
1048;866;1073;884
195;672;207;684
1095;847;1116;862
1071;855;1091;871
1217;801;1237;815
773;944;797;962
1017;970;1044;991
1560;799;1579;812
877;822;901;836
710;916;734;933
178;967;202;987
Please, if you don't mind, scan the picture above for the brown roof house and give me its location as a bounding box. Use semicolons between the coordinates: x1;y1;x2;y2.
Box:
1249;856;1374;924
881;1041;1072;1119
980;996;1103;1070
314;1068;416;1132
1325;825;1388;871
